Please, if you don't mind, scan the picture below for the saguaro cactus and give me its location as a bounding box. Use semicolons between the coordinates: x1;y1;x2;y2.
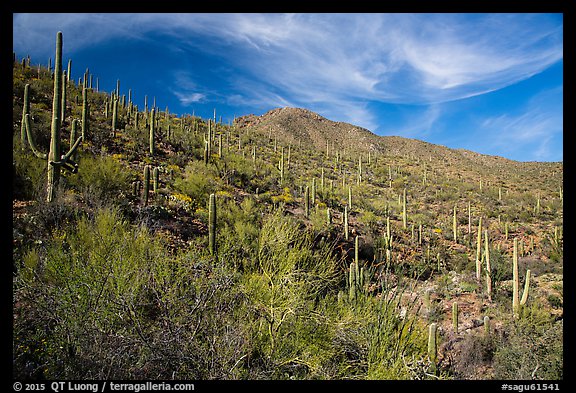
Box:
22;32;82;202
428;323;438;369
66;59;72;83
209;193;217;256
475;217;483;281
348;262;356;301
402;188;407;229
453;204;458;243
512;238;530;317
484;316;490;336
452;302;459;333
81;87;88;140
112;97;118;136
61;70;67;123
348;186;352;211
304;186;310;218
520;269;531;307
153;167;159;192
344;205;349;241
277;147;284;185
20;83;30;148
311;178;316;205
149;108;155;155
484;230;492;301
142;165;150;206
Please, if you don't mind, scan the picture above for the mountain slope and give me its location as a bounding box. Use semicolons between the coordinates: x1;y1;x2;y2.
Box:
235;107;562;191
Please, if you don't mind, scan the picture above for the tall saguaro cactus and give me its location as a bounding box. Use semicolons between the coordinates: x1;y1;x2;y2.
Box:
344;205;349;241
512;238;520;317
20;83;30;148
46;31;64;202
149;108;155;155
304;186;310;218
402;188;407;229
475;217;483;281
81;87;88;140
453;204;458;243
112;97;118;136
484;229;492;301
22;32;82;202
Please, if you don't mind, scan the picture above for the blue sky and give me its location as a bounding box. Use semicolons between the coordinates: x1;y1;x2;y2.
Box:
13;13;563;162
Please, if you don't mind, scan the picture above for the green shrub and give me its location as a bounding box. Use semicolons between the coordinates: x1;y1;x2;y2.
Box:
13;207;252;379
493;302;563;380
174;160;220;204
66;153;132;204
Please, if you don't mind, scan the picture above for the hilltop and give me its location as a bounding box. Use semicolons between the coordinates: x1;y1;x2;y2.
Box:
236;107;562;192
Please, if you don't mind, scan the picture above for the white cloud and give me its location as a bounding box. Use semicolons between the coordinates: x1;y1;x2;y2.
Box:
476;86;563;161
14;13;562;107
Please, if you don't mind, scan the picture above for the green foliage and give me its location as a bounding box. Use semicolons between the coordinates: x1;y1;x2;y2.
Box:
12;46;562;381
66;153;132;204
174;160;220;204
493;302;563;380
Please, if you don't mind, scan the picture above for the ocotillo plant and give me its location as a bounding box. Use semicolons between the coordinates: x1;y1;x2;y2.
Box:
208;193;217;256
22;32;82;202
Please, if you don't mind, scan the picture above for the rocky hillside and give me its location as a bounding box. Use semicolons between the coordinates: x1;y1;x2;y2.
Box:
236;107;562;192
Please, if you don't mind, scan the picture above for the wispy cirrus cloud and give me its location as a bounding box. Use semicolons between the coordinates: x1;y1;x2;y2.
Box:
14;13;562;107
13;13;563;161
474;86;563;161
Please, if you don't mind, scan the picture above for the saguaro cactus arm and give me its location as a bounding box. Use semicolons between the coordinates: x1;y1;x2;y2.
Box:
520;269;531;306
23;114;47;160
